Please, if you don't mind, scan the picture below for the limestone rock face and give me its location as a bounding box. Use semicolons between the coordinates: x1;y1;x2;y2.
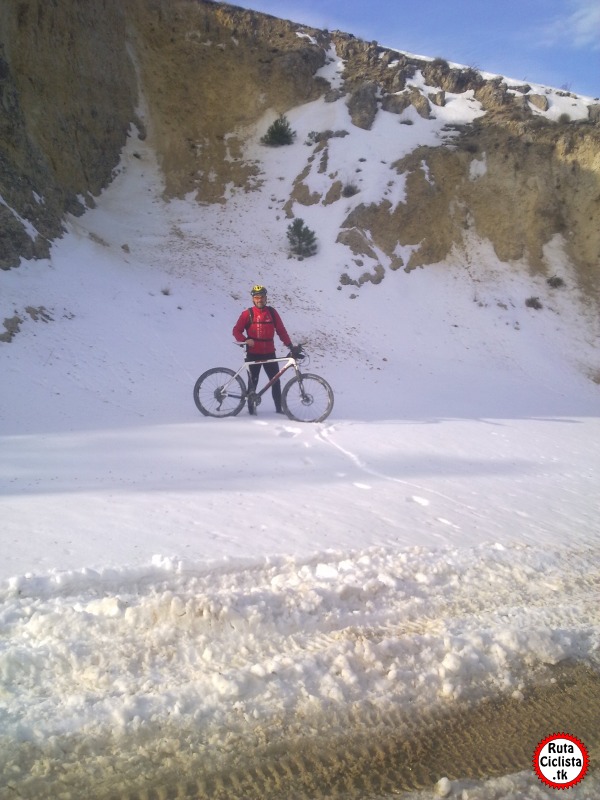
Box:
346;83;378;130
342;114;600;307
0;0;137;268
126;0;327;202
0;0;598;317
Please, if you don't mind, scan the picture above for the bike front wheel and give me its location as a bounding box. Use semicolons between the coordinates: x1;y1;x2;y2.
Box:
193;368;246;417
282;373;334;423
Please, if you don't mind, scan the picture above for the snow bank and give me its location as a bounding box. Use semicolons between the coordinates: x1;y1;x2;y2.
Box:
1;543;599;797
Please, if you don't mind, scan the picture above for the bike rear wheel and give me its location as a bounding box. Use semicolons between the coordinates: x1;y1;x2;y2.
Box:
193;368;246;417
282;373;334;423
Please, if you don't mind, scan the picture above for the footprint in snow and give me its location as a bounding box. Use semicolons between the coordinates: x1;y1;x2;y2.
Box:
353;482;371;490
409;495;430;506
276;425;302;438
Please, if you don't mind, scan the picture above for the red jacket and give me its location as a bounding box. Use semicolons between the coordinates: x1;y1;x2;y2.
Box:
233;305;292;356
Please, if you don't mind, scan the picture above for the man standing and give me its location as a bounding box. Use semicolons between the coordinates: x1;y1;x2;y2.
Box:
232;285;293;414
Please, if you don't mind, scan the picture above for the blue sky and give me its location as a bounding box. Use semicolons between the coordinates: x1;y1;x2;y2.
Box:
228;0;599;98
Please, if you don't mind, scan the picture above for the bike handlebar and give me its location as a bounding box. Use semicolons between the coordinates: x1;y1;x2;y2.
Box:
233;341;307;349
233;342;307;363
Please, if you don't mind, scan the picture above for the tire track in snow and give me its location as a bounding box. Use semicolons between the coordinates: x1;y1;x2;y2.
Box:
1;545;599;798
317;425;487;520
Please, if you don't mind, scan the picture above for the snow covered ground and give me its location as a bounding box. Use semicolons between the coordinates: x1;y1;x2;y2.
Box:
1;53;599;799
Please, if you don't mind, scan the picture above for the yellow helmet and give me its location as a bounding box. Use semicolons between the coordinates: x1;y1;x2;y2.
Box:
251;285;267;296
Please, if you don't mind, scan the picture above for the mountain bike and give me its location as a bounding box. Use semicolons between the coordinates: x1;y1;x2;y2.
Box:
193;344;334;423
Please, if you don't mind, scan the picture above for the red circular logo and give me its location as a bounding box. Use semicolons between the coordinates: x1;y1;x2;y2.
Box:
533;732;589;789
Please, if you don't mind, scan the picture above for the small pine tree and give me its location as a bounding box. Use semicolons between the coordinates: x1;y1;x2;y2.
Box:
261;115;296;146
287;218;317;258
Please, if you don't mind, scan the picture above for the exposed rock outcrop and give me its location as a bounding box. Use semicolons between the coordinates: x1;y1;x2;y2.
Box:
126;0;328;201
347;82;379;130
340;112;600;306
0;0;598;320
0;0;137;268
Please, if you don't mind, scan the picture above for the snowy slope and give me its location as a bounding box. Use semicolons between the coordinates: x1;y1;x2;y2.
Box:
1;52;599;799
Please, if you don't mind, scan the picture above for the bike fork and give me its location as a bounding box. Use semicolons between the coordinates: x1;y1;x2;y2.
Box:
294;368;308;397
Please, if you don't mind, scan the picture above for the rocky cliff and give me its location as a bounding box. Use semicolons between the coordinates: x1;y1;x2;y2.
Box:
0;0;137;265
1;0;599;307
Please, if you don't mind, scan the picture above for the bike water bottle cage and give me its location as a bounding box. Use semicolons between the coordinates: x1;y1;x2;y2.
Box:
251;285;267;296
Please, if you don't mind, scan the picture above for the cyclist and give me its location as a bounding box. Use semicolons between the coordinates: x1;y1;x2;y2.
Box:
232;285;294;414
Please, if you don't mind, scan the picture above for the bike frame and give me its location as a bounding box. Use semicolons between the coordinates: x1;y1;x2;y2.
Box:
226;354;302;401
